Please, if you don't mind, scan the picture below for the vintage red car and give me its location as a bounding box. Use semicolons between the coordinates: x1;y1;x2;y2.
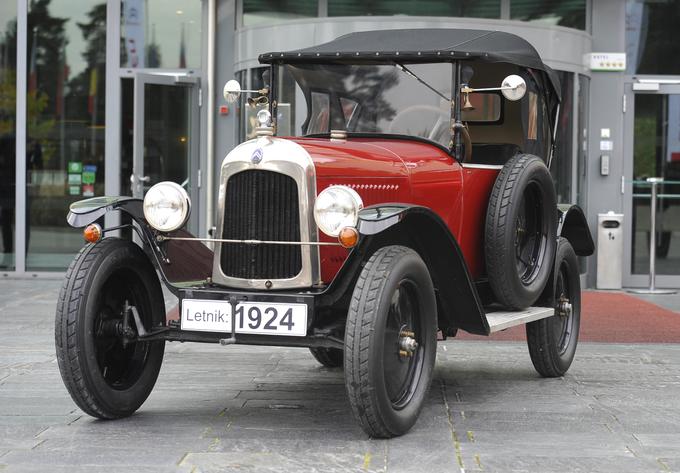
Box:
55;29;593;438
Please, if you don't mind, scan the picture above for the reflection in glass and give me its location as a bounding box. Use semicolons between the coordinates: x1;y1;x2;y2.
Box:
551;71;574;204
141;84;191;192
511;0;586;30
121;0;201;69
120;80;192;195
0;2;16;270
243;0;317;26
26;0;106;271
632;94;680;275
576;74;589;211
328;0;500;18
626;0;680;75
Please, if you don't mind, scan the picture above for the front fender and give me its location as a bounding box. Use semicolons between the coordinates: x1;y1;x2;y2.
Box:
67;196;143;228
66;196;213;291
320;204;489;335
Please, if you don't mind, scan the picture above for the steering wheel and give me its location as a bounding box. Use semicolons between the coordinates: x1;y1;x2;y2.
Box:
451;122;472;163
389;105;450;144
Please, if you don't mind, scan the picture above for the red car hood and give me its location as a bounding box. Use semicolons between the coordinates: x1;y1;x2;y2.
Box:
288;137;411;180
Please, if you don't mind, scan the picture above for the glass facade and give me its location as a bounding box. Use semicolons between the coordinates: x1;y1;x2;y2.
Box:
631;94;680;276
121;0;202;69
576;74;589;210
328;0;500;18
238;1;590;30
551;71;574;204
511;0;586;30
243;0;317;27
0;2;17;270
626;0;680;75
26;0;106;270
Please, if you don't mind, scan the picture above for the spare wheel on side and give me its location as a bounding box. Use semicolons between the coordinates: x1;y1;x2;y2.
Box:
484;154;557;310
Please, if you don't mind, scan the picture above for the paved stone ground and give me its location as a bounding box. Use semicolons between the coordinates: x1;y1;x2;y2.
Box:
1;279;680;473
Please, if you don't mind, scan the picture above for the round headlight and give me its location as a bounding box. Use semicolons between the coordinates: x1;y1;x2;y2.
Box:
314;185;363;237
143;182;191;232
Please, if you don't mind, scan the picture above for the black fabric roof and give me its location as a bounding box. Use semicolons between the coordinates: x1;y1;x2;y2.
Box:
259;28;560;101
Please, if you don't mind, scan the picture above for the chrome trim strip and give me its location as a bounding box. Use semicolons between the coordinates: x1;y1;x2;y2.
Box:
461;163;504;170
164;236;340;246
212;136;321;290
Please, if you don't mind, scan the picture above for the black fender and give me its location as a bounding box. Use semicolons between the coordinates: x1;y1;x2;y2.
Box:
66;197;213;293
533;204;593;308
318;204;489;336
67;196;143;228
557;204;594;257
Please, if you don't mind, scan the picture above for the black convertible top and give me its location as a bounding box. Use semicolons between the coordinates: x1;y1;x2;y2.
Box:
259;28;560;101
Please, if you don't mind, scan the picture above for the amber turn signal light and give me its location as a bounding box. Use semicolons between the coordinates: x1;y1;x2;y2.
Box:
338;226;359;249
83;223;102;243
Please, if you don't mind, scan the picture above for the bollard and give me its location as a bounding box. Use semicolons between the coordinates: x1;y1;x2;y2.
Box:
630;177;676;295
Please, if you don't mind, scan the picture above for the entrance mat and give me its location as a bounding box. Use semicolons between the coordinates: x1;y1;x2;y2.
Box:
456;291;680;343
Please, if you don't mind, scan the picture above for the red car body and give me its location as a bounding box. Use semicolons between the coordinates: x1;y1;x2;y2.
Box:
296;137;496;282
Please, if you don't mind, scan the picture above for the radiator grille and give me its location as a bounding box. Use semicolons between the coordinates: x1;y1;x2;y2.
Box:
220;170;302;279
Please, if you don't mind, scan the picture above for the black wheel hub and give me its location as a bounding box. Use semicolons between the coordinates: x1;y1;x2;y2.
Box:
514;182;546;285
93;271;152;390
553;264;575;355
383;280;425;410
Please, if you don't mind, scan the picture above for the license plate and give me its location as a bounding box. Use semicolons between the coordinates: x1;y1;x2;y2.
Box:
181;299;307;336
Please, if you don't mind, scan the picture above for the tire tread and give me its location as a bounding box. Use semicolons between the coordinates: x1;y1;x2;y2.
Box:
345;246;417;438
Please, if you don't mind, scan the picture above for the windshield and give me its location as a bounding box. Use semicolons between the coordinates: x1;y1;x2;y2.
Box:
276;63;458;146
274;63;504;147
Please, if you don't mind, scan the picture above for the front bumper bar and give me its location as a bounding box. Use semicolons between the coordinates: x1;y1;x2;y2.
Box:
138;286;344;350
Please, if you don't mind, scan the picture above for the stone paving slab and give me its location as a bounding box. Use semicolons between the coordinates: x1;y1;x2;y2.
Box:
1;279;680;472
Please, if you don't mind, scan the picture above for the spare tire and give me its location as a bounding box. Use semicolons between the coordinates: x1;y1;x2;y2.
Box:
485;154;557;309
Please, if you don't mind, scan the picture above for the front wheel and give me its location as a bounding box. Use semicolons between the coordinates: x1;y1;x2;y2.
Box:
526;238;581;377
55;238;166;419
344;246;437;438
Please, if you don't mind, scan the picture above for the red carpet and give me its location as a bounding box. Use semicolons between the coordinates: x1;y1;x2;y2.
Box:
457;291;680;343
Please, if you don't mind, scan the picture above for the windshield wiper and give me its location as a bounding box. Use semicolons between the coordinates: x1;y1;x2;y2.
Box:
395;63;451;102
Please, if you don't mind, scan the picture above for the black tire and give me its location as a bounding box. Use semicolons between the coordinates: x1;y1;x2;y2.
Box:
526;238;580;377
309;347;343;368
344;246;437;438
55;238;166;419
485;154;557;309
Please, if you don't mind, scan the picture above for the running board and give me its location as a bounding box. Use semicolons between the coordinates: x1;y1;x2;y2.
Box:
485;306;555;333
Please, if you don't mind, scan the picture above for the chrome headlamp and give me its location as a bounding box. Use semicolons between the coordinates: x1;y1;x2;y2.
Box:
313;185;363;237
143;182;191;232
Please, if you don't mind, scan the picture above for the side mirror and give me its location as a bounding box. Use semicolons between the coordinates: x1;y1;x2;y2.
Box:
500;75;526;101
223;79;242;103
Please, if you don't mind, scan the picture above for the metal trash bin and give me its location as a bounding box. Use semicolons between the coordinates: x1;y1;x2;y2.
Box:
596;212;624;289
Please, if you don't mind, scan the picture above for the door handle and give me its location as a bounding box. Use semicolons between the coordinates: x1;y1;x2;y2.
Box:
130;174;151;183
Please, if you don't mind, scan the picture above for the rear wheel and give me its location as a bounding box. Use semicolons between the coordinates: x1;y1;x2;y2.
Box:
344;246;437;438
55;238;165;419
526;238;581;377
309;347;343;368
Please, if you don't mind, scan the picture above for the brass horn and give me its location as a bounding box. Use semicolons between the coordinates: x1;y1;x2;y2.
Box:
461;86;475;111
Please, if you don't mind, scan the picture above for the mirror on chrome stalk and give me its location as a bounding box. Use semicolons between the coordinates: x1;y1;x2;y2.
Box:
223;79;269;105
461;74;527;103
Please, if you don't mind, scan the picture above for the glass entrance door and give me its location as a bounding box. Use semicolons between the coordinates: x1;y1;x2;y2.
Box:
132;73;200;233
624;86;680;287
